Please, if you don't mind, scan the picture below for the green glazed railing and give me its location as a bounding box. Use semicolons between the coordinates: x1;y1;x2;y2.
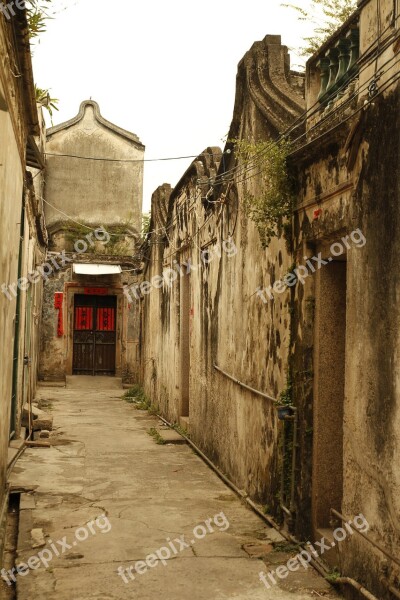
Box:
318;27;360;105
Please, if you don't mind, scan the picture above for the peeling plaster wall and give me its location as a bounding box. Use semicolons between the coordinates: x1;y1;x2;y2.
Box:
39;101;144;383
0;69;25;534
342;90;400;594
141;15;400;596
292;85;400;597
292;13;399;599
141;179;291;507
291;0;400;593
0;14;43;550
39;268;70;381
39;267;139;382
141;36;305;507
44;101;144;235
13;179;46;438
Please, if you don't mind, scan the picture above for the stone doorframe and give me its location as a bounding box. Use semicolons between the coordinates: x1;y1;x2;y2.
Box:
64;283;126;377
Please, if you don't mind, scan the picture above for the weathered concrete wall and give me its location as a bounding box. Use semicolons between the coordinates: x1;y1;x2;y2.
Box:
39;268;69;381
342;90;400;595
291;90;400;597
13;174;47;437
0;9;41;552
44;100;144;237
291;0;400;594
39;264;140;383
140;36;305;506
0;59;25;535
39;101;144;383
141;8;399;596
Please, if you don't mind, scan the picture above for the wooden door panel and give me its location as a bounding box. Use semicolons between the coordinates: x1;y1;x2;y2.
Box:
73;330;95;374
73;295;116;375
94;331;116;373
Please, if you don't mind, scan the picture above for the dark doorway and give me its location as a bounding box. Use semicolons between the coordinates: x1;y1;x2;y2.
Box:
180;269;190;419
313;259;346;533
73;295;117;375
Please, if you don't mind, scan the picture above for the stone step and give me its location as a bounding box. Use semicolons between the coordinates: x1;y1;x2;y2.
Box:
156;427;186;444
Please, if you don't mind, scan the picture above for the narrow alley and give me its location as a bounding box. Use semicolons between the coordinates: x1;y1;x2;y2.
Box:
7;379;339;600
1;1;399;599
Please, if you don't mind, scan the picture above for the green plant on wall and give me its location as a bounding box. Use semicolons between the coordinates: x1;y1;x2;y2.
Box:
35;86;59;123
27;1;62;123
279;377;293;406
233;138;293;248
282;0;357;57
141;213;151;239
99;236;131;257
61;222;136;256
26;0;53;39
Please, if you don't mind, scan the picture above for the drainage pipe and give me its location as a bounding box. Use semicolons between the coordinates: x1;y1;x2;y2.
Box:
331;509;400;568
10;198;26;440
213;364;276;403
213;364;298;520
156;413;384;600
289;409;298;512
380;577;400;599
156;413;329;581
334;577;379;600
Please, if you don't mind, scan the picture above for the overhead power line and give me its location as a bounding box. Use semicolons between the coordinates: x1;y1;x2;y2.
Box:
44;150;229;163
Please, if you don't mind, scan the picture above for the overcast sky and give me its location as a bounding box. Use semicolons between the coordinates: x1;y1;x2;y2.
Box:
32;0;315;212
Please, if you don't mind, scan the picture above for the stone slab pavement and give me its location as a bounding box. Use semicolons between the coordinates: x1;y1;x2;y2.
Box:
8;377;342;600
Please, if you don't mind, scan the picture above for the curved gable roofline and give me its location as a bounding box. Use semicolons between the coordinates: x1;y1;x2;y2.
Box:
169;146;223;204
164;146;222;228
46;100;145;149
227;35;305;141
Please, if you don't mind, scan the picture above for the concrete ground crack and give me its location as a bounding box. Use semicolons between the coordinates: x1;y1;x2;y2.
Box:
11;383;342;600
89;503;108;516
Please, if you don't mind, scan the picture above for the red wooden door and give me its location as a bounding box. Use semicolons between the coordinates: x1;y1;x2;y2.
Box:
73;295;116;375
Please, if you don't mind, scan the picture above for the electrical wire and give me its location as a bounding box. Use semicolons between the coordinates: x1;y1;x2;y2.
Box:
42;29;397;189
156;66;400;264
205;33;400;188
145;192;202;241
38;32;399;247
288;68;400;156
226;67;400;192
41;197;106;232
90;68;400;270
158;200;225;264
43;150;228;163
40;188;199;239
159;67;400;294
41;60;399;247
39;27;399;259
166;69;400;263
208;51;400;189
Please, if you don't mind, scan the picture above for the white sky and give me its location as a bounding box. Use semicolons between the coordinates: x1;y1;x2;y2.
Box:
32;0;315;212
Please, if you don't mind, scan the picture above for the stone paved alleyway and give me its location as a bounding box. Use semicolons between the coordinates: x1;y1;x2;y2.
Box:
7;378;342;600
